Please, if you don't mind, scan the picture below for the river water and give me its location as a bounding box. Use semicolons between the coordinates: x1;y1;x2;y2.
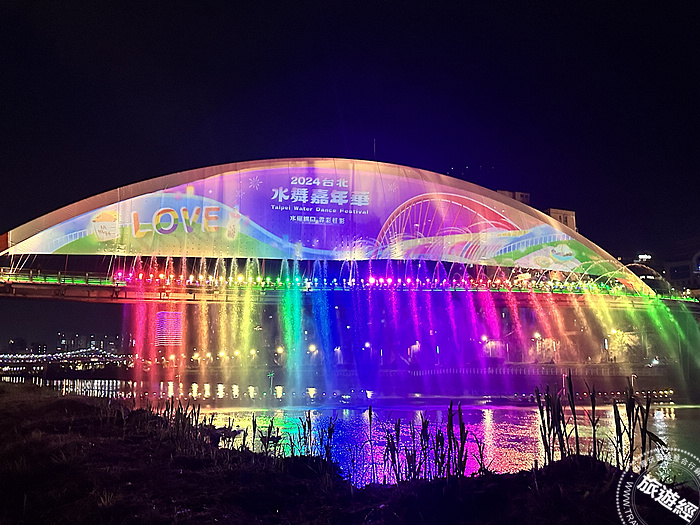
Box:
4;375;700;486
195;403;700;485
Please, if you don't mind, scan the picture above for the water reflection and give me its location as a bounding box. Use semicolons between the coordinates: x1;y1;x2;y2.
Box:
196;404;700;485
3;376;699;487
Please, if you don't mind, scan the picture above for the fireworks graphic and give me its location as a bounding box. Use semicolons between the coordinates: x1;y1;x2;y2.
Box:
248;175;262;190
387;182;398;193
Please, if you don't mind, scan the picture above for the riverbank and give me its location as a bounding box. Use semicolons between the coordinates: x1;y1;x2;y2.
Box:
0;381;674;524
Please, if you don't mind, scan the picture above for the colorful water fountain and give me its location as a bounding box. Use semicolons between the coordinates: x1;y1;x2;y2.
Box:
1;159;698;402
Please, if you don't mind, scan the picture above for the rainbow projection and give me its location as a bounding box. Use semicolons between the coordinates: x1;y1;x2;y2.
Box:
1;159;640;284
2;159;698;401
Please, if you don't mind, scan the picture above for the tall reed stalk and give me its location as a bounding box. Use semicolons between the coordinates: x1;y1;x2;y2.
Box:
584;382;599;460
565;370;580;456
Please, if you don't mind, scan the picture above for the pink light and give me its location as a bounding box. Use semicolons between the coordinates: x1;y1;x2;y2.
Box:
368;276;376;285
406;278;412;284
117;271;123;278
387;278;393;285
378;277;384;284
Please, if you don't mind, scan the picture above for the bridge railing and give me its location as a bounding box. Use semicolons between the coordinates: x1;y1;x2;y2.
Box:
1;266;697;303
0;267;117;286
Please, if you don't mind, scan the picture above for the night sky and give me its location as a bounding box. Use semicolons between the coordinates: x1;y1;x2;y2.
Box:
0;3;697;345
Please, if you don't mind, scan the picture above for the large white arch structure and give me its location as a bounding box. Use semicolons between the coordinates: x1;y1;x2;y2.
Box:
0;158;647;293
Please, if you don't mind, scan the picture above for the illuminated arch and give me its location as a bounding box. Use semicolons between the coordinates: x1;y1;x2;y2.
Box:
0;158;648;293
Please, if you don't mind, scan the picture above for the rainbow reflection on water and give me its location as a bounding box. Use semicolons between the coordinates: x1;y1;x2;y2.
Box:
8;374;698;488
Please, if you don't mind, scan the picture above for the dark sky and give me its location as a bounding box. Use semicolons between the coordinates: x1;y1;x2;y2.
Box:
0;3;697;344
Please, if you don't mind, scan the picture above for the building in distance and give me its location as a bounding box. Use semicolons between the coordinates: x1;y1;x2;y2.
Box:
665;236;700;297
497;190;530;206
545;208;577;233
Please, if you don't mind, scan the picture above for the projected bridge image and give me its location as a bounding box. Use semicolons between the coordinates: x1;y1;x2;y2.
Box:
2;158;699;403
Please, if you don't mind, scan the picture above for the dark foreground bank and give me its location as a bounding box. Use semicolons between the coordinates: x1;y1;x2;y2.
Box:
0;382;674;524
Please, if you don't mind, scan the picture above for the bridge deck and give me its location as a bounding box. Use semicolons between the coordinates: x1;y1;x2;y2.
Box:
2;269;698;314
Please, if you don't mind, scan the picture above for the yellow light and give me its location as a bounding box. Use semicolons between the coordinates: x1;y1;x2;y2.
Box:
169;354;175;360
237;275;244;282
309;344;317;352
206;352;211;358
277;346;284;353
219;351;226;358
233;349;240;356
250;349;256;355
